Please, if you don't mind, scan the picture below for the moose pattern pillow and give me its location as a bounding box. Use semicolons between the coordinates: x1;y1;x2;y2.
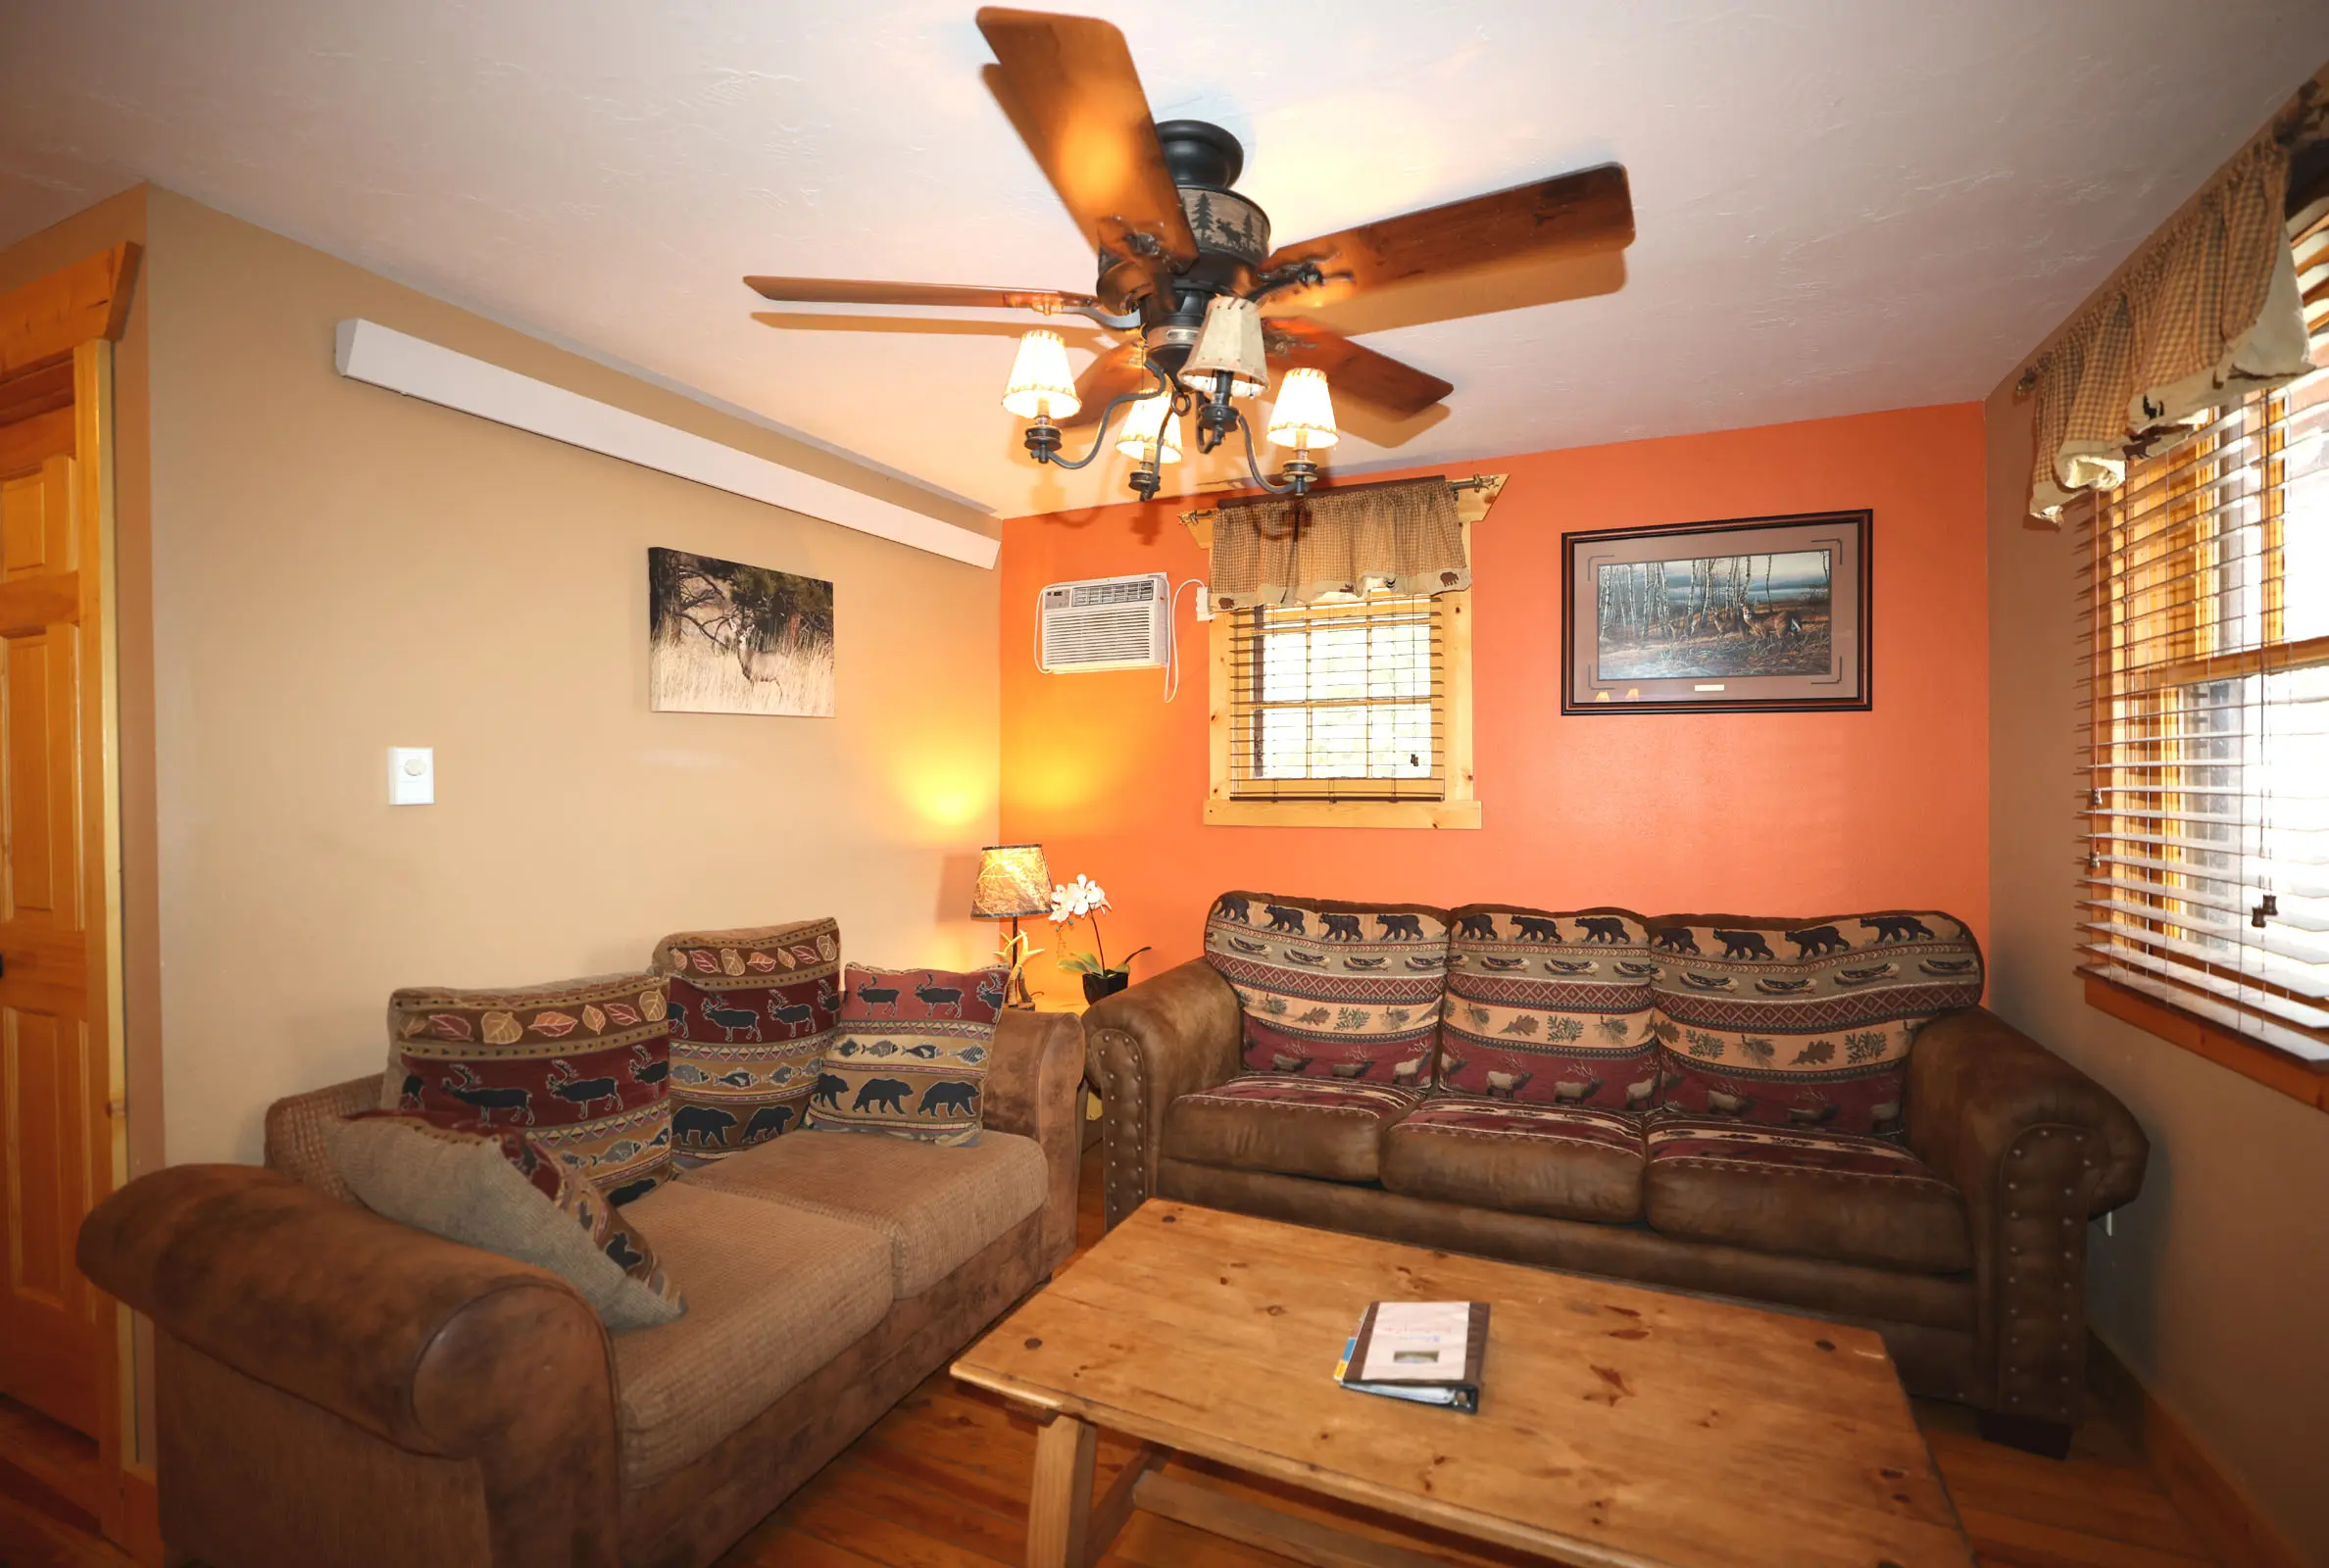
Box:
1645;910;1984;1137
655;919;840;1159
806;963;1009;1145
1202;891;1451;1086
384;970;673;1202
1437;906;1660;1114
328;1110;682;1330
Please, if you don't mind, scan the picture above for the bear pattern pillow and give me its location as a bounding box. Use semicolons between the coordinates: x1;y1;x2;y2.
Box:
1202;891;1451;1086
806;963;1009;1145
655;919;840;1159
1646;910;1984;1137
384;970;673;1203
328;1110;683;1330
1438;906;1660;1114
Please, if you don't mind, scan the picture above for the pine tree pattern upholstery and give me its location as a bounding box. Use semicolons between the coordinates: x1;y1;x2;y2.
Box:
1437;905;1659;1112
384;970;674;1201
655;919;840;1160
1202;891;1450;1085
1645;910;1983;1137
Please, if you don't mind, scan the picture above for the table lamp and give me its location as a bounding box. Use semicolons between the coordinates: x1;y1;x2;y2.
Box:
972;843;1051;1007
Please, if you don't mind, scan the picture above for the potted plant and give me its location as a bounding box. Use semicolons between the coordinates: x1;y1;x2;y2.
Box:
1050;874;1150;1004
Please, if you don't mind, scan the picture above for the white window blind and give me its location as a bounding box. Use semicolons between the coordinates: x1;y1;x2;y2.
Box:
2076;282;2329;1062
1226;594;1447;802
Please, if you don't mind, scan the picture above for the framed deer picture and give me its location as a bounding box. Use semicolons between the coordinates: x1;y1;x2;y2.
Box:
649;547;836;716
1561;511;1871;714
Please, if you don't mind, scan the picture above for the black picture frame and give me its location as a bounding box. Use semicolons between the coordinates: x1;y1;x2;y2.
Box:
1561;510;1872;714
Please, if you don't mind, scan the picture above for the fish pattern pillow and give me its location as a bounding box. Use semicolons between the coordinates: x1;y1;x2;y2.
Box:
655;919;840;1159
805;963;1009;1145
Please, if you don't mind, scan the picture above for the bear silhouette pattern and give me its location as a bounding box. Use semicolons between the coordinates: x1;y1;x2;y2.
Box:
656;917;839;1158
809;958;1008;1144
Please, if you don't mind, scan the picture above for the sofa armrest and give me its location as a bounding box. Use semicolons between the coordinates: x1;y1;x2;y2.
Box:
982;1008;1087;1271
1907;1006;2149;1430
79;1163;622;1568
1082;957;1244;1229
265;1073;382;1200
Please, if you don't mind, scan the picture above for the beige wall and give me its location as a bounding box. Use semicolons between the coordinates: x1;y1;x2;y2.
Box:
137;188;1002;1167
1985;288;2329;1556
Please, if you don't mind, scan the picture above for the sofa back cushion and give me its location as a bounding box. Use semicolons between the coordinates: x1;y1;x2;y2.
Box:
655;919;840;1159
384;970;674;1201
1645;910;1983;1137
328;1110;683;1329
1438;906;1659;1113
806;963;1009;1145
1203;891;1450;1086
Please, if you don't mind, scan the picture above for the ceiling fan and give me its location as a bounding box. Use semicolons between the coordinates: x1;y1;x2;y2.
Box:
745;7;1635;499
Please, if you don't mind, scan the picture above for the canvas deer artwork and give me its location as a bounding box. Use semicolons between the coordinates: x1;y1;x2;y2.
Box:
649;546;835;716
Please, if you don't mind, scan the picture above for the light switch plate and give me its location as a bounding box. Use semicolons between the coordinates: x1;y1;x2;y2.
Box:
388;747;434;806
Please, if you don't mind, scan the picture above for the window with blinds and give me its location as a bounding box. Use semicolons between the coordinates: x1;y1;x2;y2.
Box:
1225;593;1448;802
2076;327;2329;1063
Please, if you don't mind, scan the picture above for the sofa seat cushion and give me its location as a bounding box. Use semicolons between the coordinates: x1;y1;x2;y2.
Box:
686;1127;1046;1296
1203;892;1451;1085
1163;1075;1419;1183
611;1181;892;1487
1439;906;1658;1110
1380;1100;1645;1223
1644;1117;1971;1274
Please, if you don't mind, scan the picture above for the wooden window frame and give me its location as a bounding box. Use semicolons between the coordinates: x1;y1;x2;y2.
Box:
1197;477;1499;830
2076;341;2329;1113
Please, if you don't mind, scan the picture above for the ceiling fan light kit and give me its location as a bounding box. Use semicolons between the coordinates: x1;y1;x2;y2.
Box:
745;6;1635;503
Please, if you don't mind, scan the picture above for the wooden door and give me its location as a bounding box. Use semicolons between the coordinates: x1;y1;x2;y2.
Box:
0;246;134;1448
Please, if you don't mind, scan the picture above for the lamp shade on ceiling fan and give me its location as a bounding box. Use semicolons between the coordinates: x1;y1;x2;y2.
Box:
1266;368;1339;449
971;843;1053;919
1183;295;1266;398
1115;390;1183;463
1002;330;1080;419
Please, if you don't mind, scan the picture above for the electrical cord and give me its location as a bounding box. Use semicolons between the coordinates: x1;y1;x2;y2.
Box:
1163;577;1204;703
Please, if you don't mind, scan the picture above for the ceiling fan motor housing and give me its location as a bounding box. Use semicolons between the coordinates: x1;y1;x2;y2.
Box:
1140;120;1270;373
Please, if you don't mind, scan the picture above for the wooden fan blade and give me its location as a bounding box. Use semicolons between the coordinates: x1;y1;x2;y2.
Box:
744;276;1103;313
975;8;1197;277
1263;163;1634;312
1056;343;1149;430
1264;318;1452;418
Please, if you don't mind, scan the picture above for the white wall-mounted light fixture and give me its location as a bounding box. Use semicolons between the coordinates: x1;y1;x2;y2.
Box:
333;318;999;569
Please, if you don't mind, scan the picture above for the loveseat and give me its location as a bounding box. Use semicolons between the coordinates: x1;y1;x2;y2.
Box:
1085;893;2147;1452
77;1003;1085;1568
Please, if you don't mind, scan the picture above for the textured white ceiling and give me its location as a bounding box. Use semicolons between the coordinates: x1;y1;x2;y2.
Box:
5;1;2327;516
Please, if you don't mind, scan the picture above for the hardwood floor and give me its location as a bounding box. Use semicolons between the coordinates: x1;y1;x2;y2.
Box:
0;1147;2222;1568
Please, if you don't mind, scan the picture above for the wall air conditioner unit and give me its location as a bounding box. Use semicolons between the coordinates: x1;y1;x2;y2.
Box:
1039;572;1171;672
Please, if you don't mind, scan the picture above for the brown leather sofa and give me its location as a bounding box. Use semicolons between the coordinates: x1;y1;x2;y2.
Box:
77;1009;1084;1568
1085;958;2147;1453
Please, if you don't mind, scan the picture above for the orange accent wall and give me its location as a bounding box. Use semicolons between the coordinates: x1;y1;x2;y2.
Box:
999;404;1987;1004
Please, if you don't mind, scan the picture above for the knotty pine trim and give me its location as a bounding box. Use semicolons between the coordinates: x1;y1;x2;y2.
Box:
2082;974;2329;1114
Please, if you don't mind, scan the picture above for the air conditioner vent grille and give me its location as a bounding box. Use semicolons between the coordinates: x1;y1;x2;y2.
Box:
1039;572;1171;672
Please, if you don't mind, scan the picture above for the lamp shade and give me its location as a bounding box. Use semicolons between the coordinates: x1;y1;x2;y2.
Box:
1002;330;1079;419
971;843;1052;918
1183;295;1265;398
1115;390;1183;464
1266;367;1339;449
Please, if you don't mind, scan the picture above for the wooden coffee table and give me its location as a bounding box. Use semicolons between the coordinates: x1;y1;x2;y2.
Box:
953;1201;1973;1568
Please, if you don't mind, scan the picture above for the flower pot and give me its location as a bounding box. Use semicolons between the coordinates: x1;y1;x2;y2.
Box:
1082;971;1131;1004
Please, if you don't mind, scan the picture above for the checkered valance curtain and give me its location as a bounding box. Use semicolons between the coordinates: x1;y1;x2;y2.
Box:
1209;477;1470;612
2027;138;2313;521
